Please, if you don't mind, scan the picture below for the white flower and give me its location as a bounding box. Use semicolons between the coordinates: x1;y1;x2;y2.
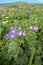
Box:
3;21;6;24
6;17;9;19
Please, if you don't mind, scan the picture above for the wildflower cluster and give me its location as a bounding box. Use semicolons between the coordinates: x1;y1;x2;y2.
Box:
6;26;26;38
29;26;38;31
6;26;38;38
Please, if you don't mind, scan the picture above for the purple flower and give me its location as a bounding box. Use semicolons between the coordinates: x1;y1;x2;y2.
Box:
10;27;16;32
10;27;14;30
6;28;16;38
17;31;22;36
29;26;33;30
33;26;38;31
29;26;38;31
18;26;22;30
6;33;16;38
10;27;16;34
10;29;16;33
22;31;26;36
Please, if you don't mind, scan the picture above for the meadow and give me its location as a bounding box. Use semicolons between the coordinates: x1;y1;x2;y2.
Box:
0;2;43;65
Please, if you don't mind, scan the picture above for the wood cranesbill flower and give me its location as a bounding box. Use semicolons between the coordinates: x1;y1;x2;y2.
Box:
6;32;16;38
22;31;26;36
33;26;38;31
18;26;22;30
29;26;33;30
17;31;22;36
29;26;38;31
6;27;16;38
